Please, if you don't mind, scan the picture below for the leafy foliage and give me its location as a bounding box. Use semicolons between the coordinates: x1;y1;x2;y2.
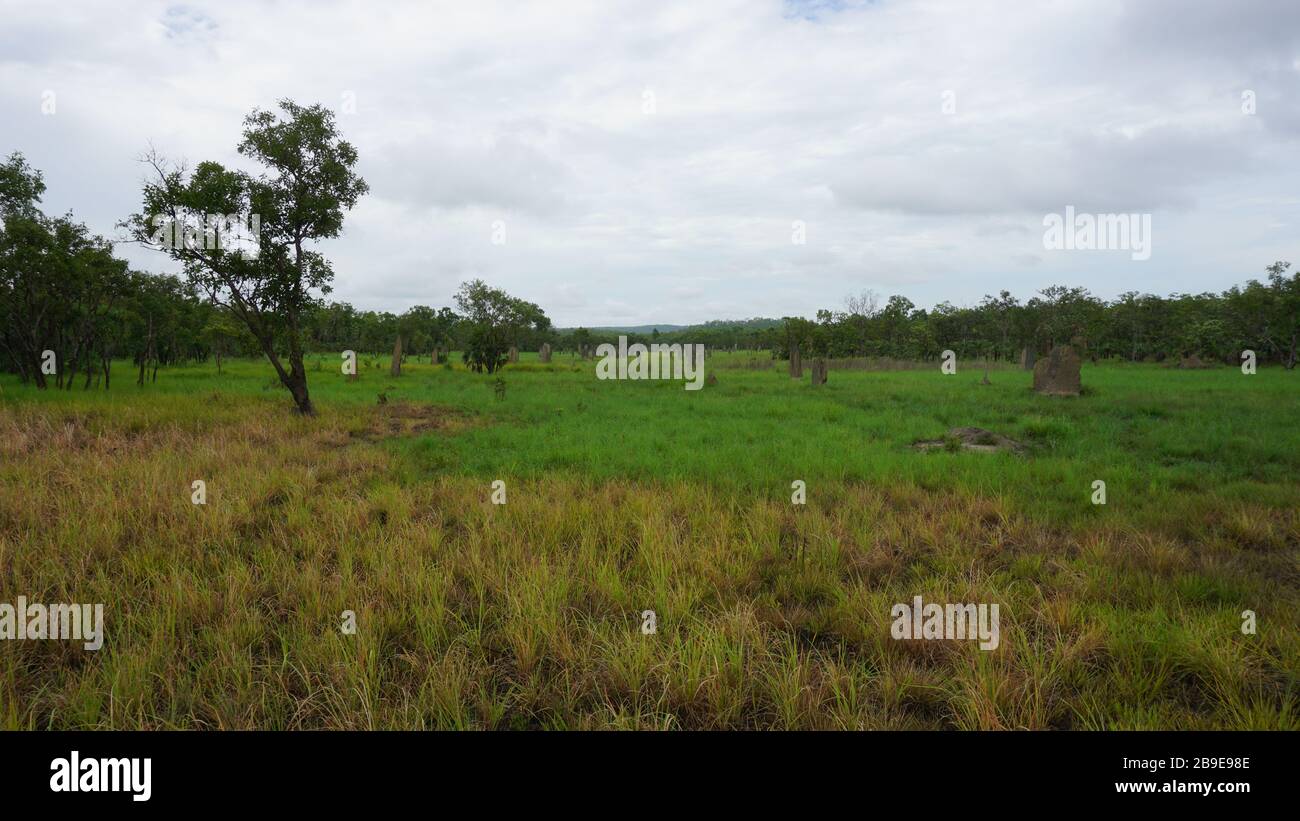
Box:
125;99;368;413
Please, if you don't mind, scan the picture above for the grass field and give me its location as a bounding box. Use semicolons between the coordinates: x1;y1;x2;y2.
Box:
1;352;1297;729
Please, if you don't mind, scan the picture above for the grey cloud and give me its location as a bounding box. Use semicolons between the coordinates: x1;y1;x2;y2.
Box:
831;124;1258;216
0;0;1296;325
366;133;572;215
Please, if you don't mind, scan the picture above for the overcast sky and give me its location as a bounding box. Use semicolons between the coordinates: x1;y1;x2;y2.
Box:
2;0;1298;326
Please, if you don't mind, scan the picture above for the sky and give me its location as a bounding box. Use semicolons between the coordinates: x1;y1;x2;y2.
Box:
1;0;1298;327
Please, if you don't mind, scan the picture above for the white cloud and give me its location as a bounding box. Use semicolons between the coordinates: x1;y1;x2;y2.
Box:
0;0;1297;325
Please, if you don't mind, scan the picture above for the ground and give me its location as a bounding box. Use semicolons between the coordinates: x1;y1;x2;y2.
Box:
0;352;1296;729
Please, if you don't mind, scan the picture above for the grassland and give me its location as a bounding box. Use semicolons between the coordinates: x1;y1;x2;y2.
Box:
1;352;1297;729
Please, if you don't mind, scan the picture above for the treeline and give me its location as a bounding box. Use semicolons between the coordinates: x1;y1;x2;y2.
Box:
582;279;1300;369
582;319;782;354
0;153;215;388
763;279;1299;367
304;285;551;368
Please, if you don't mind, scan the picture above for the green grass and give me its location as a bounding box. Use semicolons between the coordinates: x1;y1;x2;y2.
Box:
0;352;1296;729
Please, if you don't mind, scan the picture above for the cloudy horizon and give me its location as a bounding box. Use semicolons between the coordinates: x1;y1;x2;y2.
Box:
2;0;1298;326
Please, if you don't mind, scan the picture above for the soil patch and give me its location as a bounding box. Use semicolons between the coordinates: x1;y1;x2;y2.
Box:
914;426;1027;455
351;402;470;442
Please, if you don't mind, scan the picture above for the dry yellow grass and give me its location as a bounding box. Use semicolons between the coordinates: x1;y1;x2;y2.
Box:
0;395;1296;729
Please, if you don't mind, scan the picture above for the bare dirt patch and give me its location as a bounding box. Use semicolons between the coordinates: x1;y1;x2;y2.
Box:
914;426;1027;455
350;401;470;442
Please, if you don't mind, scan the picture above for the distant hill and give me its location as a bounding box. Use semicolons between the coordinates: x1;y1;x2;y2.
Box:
576;324;689;334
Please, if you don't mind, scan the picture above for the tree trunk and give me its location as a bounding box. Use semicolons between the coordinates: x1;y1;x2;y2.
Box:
138;315;154;386
283;327;315;415
391;335;402;376
284;348;314;415
259;344;314;415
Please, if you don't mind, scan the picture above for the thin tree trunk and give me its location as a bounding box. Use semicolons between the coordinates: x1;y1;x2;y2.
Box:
138;316;153;386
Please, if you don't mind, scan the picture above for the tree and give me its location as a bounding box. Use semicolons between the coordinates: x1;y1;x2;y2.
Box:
843;289;880;356
778;316;818;359
570;326;594;357
0;153;128;389
454;280;546;373
1111;291;1151;361
202;308;251;373
1262;261;1299;369
126;99;368;414
512;298;552;351
979;290;1020;361
878;295;917;357
0;151;44;213
1026;285;1101;352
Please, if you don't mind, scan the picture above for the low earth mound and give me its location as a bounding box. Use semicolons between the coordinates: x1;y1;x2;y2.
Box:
914;426;1027;455
1175;354;1216;369
351;401;469;441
